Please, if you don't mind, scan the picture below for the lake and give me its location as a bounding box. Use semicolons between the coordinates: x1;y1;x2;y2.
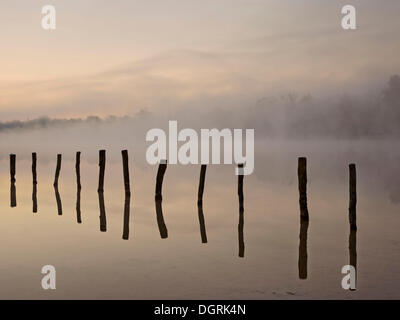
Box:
0;136;399;299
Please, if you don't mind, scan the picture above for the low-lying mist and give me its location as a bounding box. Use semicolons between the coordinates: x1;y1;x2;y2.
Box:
1;75;399;138
0;76;399;204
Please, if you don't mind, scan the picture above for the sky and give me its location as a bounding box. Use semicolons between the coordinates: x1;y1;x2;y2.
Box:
0;0;399;120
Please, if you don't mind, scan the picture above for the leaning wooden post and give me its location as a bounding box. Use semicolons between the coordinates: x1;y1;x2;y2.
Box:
155;160;168;239
238;164;245;258
54;154;62;215
298;157;309;221
10;154;16;207
122;150;131;240
76;152;82;223
98;150;107;232
349;164;357;231
197;165;208;243
32;152;38;213
155;161;167;201
54;154;62;186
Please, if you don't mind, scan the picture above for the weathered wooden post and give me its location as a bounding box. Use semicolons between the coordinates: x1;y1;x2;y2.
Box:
54;154;62;215
197;165;208;243
122;150;131;240
238;164;245;258
10;154;16;182
76;152;82;223
10;154;16;207
349;164;357;231
298;219;309;279
155;160;168;239
298;157;309;221
98;150;107;232
32;152;38;213
54;154;62;186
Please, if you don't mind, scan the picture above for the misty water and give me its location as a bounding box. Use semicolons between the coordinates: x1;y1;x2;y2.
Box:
0;128;399;299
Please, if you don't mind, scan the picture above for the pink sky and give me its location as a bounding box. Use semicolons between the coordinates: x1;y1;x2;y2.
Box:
0;0;399;120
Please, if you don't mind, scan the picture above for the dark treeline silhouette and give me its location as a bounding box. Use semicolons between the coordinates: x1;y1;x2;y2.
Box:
244;75;400;139
0;115;128;133
155;161;168;239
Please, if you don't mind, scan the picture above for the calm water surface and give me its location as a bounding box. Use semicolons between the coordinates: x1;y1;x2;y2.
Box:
0;139;399;299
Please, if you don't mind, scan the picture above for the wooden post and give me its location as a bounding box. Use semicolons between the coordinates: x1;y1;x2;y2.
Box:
54;154;62;215
76;152;82;223
349;164;357;231
10;154;16;183
10;154;16;207
122;150;131;240
98;150;107;232
298;157;309;220
54;154;61;187
32;152;37;213
197;165;208;243
238;164;245;258
155;161;168;239
298;219;309;279
155;161;167;201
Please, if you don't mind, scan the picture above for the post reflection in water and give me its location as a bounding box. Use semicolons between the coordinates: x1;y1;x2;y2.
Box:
123;192;131;239
53;154;62;215
238;164;245;258
155;161;168;239
197;165;208;243
10;183;16;208
98;191;106;231
54;186;62;215
349;229;357;291
298;218;309;279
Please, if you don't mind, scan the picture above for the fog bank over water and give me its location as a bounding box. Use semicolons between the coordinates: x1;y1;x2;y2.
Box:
1;75;399;138
0;76;399;205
